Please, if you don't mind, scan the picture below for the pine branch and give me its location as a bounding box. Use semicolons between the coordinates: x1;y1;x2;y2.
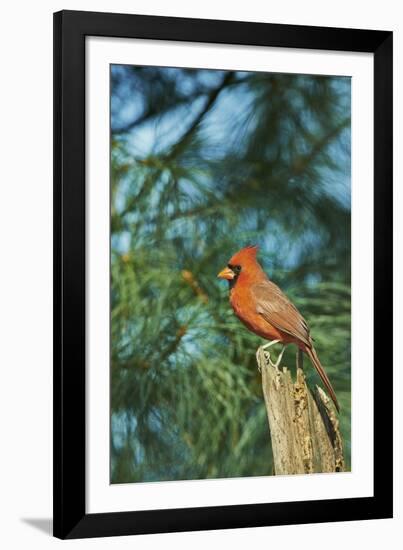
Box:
167;71;236;159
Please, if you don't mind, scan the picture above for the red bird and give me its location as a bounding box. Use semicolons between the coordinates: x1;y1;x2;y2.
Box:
217;245;340;412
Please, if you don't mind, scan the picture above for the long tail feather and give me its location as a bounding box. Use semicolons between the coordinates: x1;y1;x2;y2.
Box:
305;346;340;412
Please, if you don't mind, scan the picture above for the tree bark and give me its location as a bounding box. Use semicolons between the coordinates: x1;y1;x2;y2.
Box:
257;347;344;475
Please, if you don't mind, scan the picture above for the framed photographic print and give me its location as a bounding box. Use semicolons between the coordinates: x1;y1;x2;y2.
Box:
53;10;393;539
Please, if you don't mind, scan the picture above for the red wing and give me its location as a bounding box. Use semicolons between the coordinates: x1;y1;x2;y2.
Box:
251;281;311;346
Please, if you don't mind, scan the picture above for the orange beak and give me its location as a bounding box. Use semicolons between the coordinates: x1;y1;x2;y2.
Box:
217;266;235;280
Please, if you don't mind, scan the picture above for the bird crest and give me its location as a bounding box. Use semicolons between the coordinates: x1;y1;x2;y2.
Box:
228;244;259;266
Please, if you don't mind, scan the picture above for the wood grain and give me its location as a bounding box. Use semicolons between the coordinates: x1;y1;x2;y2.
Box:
257;347;344;475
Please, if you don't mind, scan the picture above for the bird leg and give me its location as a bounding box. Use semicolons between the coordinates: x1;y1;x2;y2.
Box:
261;339;280;350
257;340;278;372
273;345;286;368
257;340;286;371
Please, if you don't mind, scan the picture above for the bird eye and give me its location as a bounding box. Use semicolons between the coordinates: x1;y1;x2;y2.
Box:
234;265;241;273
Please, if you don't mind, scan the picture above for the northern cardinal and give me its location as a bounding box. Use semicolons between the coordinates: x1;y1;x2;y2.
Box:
217;245;340;412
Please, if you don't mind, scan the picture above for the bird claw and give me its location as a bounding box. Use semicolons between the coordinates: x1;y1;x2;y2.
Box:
256;344;285;372
266;352;279;369
256;347;275;372
257;345;286;372
256;346;267;372
271;345;286;369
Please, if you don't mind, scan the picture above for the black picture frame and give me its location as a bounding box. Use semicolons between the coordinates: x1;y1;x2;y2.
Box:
53;9;393;539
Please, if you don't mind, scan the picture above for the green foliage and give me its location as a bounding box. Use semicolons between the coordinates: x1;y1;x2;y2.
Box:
110;66;351;482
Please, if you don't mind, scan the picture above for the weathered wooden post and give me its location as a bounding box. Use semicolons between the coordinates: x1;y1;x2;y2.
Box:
257;347;344;475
